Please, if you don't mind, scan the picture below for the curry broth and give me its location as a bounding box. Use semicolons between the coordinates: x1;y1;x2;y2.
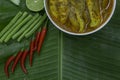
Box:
48;0;114;33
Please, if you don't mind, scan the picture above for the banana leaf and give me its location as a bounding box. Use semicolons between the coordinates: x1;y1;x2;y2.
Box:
0;0;120;80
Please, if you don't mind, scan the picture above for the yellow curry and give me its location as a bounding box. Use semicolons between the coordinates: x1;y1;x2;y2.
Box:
48;0;113;33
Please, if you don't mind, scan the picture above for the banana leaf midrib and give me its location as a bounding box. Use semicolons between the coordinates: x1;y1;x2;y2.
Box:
58;31;63;80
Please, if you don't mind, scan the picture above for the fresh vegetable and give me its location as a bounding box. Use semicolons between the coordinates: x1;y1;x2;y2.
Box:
17;17;41;42
10;0;20;6
29;39;35;66
0;12;46;43
4;56;15;78
12;13;40;39
2;11;48;77
0;11;22;38
11;51;23;73
4;14;32;42
0;12;28;42
37;20;48;53
26;0;44;12
35;28;41;49
20;50;29;74
25;14;47;38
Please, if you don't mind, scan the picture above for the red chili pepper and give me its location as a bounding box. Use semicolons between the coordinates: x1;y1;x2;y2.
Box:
11;51;23;73
37;19;48;54
34;28;41;50
35;32;41;49
37;26;47;54
29;40;35;66
4;56;15;78
20;50;29;74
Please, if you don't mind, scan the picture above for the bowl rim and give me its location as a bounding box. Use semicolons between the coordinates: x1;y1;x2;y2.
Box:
44;0;116;36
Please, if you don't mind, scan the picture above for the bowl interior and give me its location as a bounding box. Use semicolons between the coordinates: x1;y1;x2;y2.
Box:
44;0;116;36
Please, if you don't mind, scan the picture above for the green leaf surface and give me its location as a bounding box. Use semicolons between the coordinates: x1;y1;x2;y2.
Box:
0;0;120;80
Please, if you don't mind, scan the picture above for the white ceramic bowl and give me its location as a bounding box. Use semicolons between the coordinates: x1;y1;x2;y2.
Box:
44;0;116;36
